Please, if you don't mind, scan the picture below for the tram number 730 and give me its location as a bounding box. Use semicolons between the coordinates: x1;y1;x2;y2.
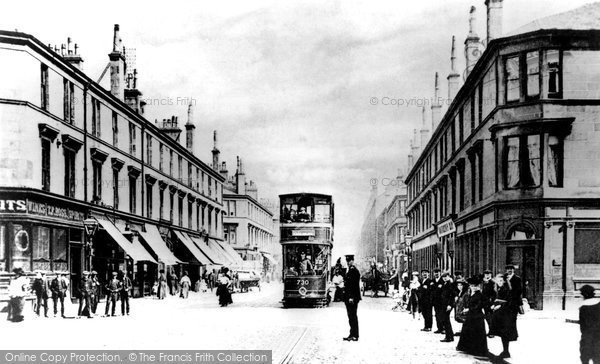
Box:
297;279;309;287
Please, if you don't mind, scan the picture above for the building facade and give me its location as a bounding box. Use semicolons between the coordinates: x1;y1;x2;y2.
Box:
383;193;408;273
0;27;226;297
405;2;600;310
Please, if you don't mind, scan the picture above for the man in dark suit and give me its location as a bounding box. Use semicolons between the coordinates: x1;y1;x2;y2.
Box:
77;271;93;318
343;254;361;341
32;271;50;317
51;271;69;318
482;269;496;332
418;269;434;331
120;270;132;316
432;268;445;334
105;271;121;317
439;272;455;342
505;265;523;308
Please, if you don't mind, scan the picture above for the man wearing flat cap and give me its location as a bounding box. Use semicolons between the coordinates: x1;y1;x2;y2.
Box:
105;271;121;317
343;254;361;341
51;272;69;318
579;285;600;364
418;269;434;331
32;271;50;317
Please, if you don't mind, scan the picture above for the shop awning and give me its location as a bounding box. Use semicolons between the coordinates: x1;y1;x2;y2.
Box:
215;240;245;265
210;239;238;266
189;236;224;265
261;252;277;265
173;230;212;265
97;218;156;263
138;224;181;266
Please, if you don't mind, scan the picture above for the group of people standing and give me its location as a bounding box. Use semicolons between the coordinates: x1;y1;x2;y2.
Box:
77;270;132;318
404;265;523;359
155;269;193;299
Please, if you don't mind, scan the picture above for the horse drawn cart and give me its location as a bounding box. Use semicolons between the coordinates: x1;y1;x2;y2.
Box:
237;270;261;293
361;270;390;297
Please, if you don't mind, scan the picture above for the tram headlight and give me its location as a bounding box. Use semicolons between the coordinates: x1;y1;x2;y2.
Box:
298;287;307;296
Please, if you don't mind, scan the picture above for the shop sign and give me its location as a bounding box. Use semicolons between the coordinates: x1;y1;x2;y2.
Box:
0;199;27;212
27;200;85;221
437;219;456;238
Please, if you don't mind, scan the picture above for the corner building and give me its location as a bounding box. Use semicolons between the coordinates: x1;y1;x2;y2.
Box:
405;8;600;309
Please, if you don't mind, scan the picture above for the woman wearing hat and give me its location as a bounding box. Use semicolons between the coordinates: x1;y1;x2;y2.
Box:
488;273;519;359
7;267;29;322
456;276;488;357
408;271;420;318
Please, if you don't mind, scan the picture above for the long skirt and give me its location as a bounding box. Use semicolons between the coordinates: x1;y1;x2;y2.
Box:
489;305;518;341
456;315;488;356
158;282;168;300
217;285;232;306
8;297;25;322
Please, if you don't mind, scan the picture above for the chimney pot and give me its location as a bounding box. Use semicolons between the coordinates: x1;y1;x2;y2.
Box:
485;0;503;44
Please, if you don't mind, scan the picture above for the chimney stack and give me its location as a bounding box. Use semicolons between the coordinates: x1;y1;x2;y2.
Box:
447;36;460;102
485;0;503;44
219;161;228;182
185;104;195;153
431;72;442;129
109;24;126;100
236;156;246;195
420;106;430;149
63;37;84;70
211;131;220;171
124;69;143;114
464;6;481;77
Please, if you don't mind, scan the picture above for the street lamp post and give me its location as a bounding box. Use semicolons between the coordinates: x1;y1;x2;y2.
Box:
83;217;99;272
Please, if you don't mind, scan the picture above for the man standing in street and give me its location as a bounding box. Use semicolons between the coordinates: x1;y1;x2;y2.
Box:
105;271;121;317
343;254;361;342
418;269;434;331
32;271;50;317
482;269;496;333
432;268;444;334
90;271;100;315
78;271;92;318
50;272;69;318
120;270;132;316
439;272;455;342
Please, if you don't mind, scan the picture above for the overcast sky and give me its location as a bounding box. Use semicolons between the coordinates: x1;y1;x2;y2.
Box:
2;0;594;253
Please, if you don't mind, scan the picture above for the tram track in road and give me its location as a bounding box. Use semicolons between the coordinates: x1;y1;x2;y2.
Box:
278;327;308;364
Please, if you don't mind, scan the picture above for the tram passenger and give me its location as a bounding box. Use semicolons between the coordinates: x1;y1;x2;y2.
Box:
297;207;310;221
298;252;313;275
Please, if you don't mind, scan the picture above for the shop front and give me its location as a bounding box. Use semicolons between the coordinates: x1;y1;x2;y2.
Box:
0;191;85;299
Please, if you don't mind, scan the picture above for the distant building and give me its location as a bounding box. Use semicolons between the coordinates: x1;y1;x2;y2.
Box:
383;192;408;273
405;1;600;310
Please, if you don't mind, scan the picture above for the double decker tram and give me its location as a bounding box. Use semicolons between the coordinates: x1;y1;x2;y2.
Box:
279;193;333;307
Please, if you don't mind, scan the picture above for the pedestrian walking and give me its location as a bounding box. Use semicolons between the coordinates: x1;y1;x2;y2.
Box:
454;278;469;336
342;254;361;341
418;269;434;331
32;271;50;317
578;285;600;364
456;276;489;358
432;268;445;334
50;271;69;318
489;273;519;359
439;272;455;342
7;267;29;322
120;270;132;316
77;271;93;318
217;267;233;307
158;269;168;299
169;269;179;296
180;271;191;299
104;271;121;317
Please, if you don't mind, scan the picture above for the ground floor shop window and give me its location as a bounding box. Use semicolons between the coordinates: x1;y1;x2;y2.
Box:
575;223;600;264
0;225;6;271
11;224;31;270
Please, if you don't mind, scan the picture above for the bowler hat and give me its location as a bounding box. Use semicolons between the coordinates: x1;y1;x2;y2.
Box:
91;270;98;275
345;254;354;261
580;285;595;299
505;265;516;270
433;268;441;273
82;271;90;275
483;269;492;274
466;276;482;285
421;269;430;273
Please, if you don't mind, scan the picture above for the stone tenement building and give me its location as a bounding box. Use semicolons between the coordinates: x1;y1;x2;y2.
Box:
0;25;233;297
405;1;600;310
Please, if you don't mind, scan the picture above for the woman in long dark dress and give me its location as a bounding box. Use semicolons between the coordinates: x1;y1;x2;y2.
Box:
489;273;519;359
217;268;233;307
157;269;168;300
456;276;488;357
454;279;469;335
